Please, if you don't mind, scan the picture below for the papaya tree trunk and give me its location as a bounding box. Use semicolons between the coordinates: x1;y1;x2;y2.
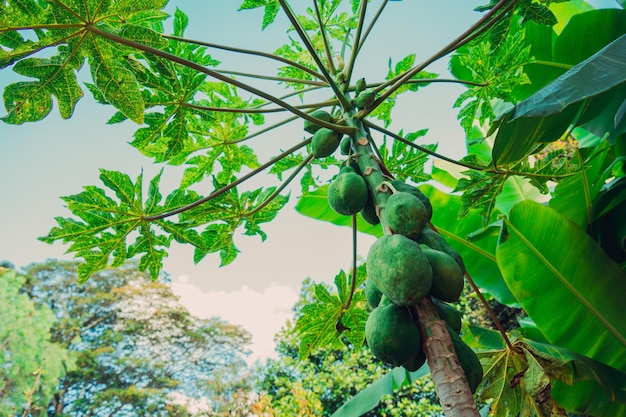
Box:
415;298;480;417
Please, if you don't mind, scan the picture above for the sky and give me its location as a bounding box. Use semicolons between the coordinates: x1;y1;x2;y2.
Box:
0;0;540;362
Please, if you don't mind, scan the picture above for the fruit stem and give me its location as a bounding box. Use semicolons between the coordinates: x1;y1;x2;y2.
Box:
343;214;359;311
465;270;515;351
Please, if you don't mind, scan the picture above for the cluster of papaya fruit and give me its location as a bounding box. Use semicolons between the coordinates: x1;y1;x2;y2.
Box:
303;109;483;392
362;178;481;392
363;195;483;392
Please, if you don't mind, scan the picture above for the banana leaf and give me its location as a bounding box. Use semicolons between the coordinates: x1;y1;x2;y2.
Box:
496;200;626;372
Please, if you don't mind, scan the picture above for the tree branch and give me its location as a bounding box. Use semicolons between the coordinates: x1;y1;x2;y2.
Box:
358;0;517;119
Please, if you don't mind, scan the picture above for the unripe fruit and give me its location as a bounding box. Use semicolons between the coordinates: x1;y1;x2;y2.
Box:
327;166;368;215
311;128;341;158
365;279;382;309
422;246;464;303
416;225;466;274
360;195;380;226
304;109;333;134
365;302;422;366
367;234;433;306
355;90;375;109
384;192;429;239
390;179;433;221
339;136;351;155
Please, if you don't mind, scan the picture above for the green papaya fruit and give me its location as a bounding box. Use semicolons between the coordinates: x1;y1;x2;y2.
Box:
355;78;366;95
365;302;421;366
366;234;433;306
384;192;429;239
390;179;433;221
403;348;427;372
311;128;341;158
432;297;462;334
340;136;352;155
421;247;464;303
304;109;333;134
447;325;483;394
416;225;466;275
355;90;375;109
360;194;380;226
327;166;368;215
365;279;382;309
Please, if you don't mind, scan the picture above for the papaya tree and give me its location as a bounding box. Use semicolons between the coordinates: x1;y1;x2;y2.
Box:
1;0;626;416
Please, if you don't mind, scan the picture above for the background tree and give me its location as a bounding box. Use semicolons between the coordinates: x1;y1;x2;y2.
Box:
2;0;626;415
21;260;252;416
0;266;70;417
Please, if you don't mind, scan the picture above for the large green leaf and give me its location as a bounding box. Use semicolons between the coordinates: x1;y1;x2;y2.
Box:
512;34;626;119
468;326;626;414
331;366;430;417
548;142;612;228
553;9;626;66
491;9;626;165
497;200;626;372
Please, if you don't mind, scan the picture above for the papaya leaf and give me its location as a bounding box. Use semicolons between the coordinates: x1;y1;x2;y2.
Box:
476;336;570;417
1;0;171;124
38;167;287;280
369;54;437;127
497;200;626;372
295;269;368;359
378;129;434;184
331;366;430;417
452;30;531;134
2;56;84;124
238;0;281;30
39;169;194;282
453;167;509;221
469;325;626;410
181;181;289;266
520;3;557;26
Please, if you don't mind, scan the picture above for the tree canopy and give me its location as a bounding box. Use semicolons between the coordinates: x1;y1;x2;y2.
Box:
1;260;252;416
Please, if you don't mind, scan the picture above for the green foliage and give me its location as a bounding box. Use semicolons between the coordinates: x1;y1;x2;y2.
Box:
451;27;532;134
369;54;438;127
295;267;368;358
497;201;626;372
0;267;71;417
40;169;287;281
378;129;435;184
